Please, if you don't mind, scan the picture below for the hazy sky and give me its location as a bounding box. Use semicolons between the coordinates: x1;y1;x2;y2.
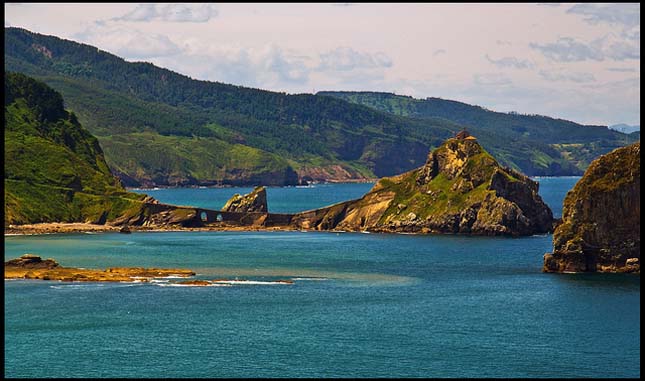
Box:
5;3;640;126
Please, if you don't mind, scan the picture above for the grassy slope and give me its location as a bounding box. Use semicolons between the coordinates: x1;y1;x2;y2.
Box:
373;143;501;223
4;72;147;225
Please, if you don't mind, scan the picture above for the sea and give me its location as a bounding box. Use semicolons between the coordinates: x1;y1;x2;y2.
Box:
4;177;640;378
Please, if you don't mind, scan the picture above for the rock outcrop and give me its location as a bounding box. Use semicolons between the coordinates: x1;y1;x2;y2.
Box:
543;142;640;273
5;254;195;282
222;186;268;213
291;135;554;236
4;254;59;270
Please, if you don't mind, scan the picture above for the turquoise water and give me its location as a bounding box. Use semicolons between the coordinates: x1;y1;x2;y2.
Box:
4;178;640;378
129;182;375;214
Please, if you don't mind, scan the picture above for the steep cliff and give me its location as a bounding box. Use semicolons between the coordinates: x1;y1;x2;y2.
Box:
291;135;554;236
4;72;149;225
543;142;640;273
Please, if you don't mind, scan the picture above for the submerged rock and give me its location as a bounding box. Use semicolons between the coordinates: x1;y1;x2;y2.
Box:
222;186;268;213
543;142;640;273
292;135;554;236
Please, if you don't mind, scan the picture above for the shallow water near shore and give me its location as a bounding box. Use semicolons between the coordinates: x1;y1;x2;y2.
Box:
4;178;640;378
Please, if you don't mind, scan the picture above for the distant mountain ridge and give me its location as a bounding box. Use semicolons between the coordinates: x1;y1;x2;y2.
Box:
5;27;637;185
317;91;637;172
609;124;640;134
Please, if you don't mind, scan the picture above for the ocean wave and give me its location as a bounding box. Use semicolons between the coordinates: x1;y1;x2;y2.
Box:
291;277;329;281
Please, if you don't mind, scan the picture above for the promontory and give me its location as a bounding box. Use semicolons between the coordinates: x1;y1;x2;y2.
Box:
290;131;555;236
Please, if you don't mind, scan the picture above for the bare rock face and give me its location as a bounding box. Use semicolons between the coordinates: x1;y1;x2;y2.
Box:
222;186;268;213
543;142;640;273
292;136;554;236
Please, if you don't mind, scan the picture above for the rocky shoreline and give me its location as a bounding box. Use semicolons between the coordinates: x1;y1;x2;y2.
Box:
4;254;195;282
4;222;303;236
4;254;299;286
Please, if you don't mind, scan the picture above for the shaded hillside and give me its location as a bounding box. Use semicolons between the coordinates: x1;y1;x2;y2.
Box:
5;27;465;186
4;72;149;225
319;91;637;175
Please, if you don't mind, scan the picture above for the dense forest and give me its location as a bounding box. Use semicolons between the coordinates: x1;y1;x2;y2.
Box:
5;27;637;185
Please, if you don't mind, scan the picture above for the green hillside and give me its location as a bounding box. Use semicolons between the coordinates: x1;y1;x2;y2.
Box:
318;91;638;173
5;27;635;184
5;27;460;185
4;72;148;225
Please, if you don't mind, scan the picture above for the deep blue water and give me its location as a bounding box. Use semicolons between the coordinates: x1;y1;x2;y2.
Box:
4;178;640;378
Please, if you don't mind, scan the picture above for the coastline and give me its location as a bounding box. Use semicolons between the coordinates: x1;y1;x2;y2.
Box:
4;222;305;236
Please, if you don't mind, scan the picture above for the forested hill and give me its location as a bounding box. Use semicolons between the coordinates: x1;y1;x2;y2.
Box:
318;91;638;171
6;27;464;185
5;27;634;185
4;72;148;225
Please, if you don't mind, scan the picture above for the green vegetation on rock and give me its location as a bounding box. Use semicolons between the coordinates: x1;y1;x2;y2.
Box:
4;72;148;225
291;135;555;236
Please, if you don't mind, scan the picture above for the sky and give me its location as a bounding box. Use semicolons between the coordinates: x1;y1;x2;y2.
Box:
4;3;640;126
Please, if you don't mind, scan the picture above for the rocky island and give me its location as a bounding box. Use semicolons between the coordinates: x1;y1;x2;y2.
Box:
543;142;640;273
291;132;555;236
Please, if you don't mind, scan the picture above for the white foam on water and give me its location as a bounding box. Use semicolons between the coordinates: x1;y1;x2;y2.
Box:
157;283;232;287
211;280;294;285
149;279;169;283
291;277;329;281
157;275;192;279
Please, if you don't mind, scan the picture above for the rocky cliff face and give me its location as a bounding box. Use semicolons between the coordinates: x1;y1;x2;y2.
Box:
222;186;268;213
291;136;554;236
543;142;640;273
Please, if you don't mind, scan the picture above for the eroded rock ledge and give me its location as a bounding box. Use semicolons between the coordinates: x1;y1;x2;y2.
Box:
4;254;195;282
543;142;640;273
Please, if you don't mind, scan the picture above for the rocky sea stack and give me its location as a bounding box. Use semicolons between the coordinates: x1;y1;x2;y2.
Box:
544;142;640;273
222;186;268;213
292;133;554;236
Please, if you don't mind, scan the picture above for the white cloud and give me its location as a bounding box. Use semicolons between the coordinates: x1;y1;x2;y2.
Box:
73;23;181;60
485;55;533;69
566;3;639;27
318;47;392;71
156;42;312;90
530;35;639;62
114;4;218;23
473;73;513;86
539;69;596;83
